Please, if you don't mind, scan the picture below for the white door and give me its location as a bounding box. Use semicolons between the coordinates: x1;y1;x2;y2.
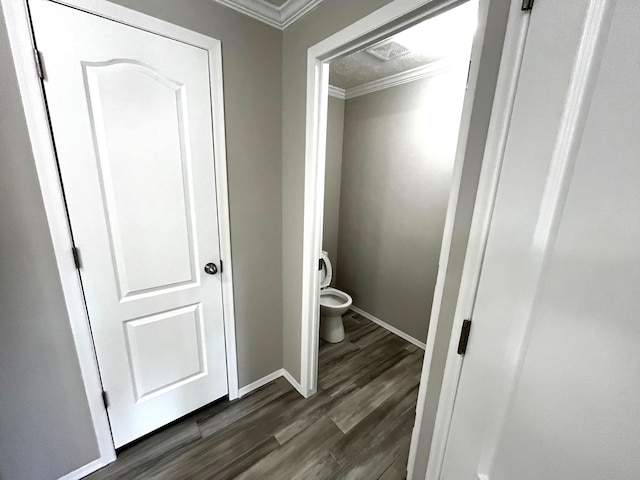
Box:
30;0;229;447
438;0;640;479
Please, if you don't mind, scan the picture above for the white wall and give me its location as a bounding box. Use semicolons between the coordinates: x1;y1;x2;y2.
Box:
335;73;467;342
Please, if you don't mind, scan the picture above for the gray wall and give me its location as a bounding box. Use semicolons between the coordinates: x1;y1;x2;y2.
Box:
321;95;345;281
0;1;282;478
335;72;468;342
282;0;393;382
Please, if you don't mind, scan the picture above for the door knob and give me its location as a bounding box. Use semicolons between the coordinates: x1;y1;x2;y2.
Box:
204;262;218;275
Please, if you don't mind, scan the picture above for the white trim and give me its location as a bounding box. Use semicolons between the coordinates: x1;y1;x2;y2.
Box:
238;370;284;397
327;84;346;99
281;368;306;397
209;40;241;402
3;0;239;477
238;368;306;397
212;0;322;30
49;0;227;48
350;306;426;350
280;0;323;28
214;0;281;29
57;458;107;480
343;58;467;100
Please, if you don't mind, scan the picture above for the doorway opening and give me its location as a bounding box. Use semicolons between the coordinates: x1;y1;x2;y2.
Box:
320;0;476;348
314;0;477;449
300;0;516;476
301;0;489;396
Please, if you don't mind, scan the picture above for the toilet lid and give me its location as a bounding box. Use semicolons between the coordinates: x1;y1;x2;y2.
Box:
320;251;332;288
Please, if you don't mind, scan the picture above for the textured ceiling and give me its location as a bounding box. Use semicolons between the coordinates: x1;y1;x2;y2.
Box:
329;0;478;90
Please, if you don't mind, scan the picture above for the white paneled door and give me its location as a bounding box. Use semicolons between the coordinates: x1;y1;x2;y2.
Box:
30;0;229;447
438;1;640;479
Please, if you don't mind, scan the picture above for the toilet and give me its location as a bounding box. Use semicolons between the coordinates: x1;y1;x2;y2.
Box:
319;251;352;343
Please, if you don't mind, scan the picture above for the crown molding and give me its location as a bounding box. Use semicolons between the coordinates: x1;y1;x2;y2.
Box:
213;0;322;30
327;85;346;100
280;0;322;28
329;58;467;100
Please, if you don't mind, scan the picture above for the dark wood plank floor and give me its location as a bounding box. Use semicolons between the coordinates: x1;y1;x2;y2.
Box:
86;312;424;480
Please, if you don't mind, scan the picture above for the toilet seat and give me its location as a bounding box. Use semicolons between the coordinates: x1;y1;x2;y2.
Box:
318;251;351;343
319;251;352;307
320;287;352;308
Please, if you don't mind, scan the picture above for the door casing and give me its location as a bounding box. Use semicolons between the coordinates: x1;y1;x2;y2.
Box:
1;0;239;477
301;0;473;400
300;2;516;479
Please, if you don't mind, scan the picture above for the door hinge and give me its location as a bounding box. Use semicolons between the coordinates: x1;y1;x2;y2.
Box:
521;0;534;11
33;48;44;80
72;246;81;269
101;390;109;409
457;319;472;355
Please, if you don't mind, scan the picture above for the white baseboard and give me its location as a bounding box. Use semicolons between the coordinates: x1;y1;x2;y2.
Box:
58;457;110;480
238;370;284;397
238;368;305;398
350;306;426;350
280;369;305;397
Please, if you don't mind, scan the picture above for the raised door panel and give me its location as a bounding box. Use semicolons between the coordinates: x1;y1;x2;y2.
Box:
84;61;197;299
124;304;206;402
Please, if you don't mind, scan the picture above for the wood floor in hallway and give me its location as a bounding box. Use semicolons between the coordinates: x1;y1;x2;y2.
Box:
85;312;425;480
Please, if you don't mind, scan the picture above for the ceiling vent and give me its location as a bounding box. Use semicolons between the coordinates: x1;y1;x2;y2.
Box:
365;40;410;61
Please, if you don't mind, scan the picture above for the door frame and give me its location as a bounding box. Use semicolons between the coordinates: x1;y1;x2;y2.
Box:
300;0;501;396
1;0;239;476
300;0;526;478
300;0;472;400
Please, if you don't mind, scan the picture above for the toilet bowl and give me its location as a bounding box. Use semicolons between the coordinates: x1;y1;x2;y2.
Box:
319;251;352;343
